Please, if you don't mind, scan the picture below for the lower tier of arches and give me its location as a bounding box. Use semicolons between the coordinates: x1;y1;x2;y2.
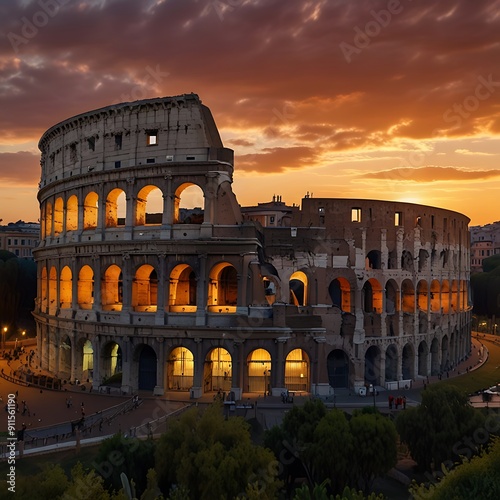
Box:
35;318;471;397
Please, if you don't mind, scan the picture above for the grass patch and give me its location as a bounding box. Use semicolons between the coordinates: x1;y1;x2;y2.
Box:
0;442;103;478
439;337;500;394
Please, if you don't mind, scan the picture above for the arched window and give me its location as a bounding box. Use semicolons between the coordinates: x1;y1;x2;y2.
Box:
132;264;158;312
208;262;237;313
45;201;53;237
328;277;351;312
173;183;204;224
135;185;163;225
167;347;194;391
83;192;98;230
169;264;197;312
102;264;123;311
105;188;126;228
60;266;72;309
48;266;57;312
53;197;64;236
247;349;271;393
289;271;307;306
78;265;94;309
66;195;78;231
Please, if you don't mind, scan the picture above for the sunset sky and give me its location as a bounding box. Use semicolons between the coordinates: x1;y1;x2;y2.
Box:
1;0;500;226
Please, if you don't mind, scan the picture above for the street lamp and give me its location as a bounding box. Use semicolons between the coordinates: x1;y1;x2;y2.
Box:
2;326;7;350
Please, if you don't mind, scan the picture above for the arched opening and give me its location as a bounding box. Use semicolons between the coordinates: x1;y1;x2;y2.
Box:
418;341;428;376
366;250;382;270
132;264;158;312
441;281;450;313
285;348;309;391
430;337;440;375
385;344;398;382
247;348;271;394
418;249;429;272
59;335;72;380
53;197;63;236
263;277;277;305
105;188;126;227
138;345;157;391
208;262;238;313
174;183;205;224
289;270;308;306
417;280;428;312
363;278;383;314
385;279;398;315
82;339;93;382
77;265;94;310
102;264;123;311
48;266;57;313
136;185;163;225
66;194;78;232
328;277;351;312
402;343;414;380
167;347;194;391
430;280;441;312
102;342;122;382
60;266;72;309
451;280;459;312
83;192;98;230
204;347;232;393
401;279;415;313
364;346;381;386
45;201;53;237
327;349;349;388
169;264;197;313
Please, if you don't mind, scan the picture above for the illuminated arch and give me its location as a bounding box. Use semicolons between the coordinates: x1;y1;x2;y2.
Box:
328;277;351;312
101;264;123;311
285;348;309;391
135;185;163;226
77;265;94;309
441;280;450;313
430;280;441;312
82;339;94;381
83;191;98;230
53;197;64;236
45;201;53;237
204;347;232;392
363;278;383;313
169;264;197;312
247;348;271;394
66;194;78;232
132;264;157;312
208;262;237;313
105;188;126;228
60;266;72;309
167;347;194;391
289;270;308;306
417;280;428;311
101;341;122;380
48;266;57;312
401;279;415;313
173;183;205;224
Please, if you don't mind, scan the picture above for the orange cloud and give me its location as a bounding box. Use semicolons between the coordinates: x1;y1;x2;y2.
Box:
361;166;500;182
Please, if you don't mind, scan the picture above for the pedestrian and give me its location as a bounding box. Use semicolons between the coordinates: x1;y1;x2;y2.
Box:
388;394;394;409
395;397;399;410
402;395;407;409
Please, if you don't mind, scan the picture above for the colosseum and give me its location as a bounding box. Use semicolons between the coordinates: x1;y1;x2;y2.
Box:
33;94;472;398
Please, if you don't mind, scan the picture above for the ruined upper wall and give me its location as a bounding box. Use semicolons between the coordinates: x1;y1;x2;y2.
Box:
38;94;233;186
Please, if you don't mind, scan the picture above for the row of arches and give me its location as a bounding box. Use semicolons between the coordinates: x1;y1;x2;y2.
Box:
41;183;205;238
39;261;469;317
52;331;465;393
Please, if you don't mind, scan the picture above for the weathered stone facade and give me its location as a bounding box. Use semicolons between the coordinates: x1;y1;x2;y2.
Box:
34;94;472;397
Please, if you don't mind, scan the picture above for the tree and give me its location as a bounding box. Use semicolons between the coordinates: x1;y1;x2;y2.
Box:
348;409;397;492
411;437;500;499
155;403;281;499
93;433;156;497
396;385;485;472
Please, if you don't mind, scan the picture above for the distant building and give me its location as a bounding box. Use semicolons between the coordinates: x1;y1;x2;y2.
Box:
471;240;493;273
0;221;40;260
34;95;472;397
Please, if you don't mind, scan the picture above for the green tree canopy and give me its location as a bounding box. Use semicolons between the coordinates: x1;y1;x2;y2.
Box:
155;403;280;499
411;437;500;499
396;385;485;472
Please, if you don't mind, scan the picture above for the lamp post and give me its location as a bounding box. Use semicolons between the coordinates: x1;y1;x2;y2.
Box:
2;326;7;351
